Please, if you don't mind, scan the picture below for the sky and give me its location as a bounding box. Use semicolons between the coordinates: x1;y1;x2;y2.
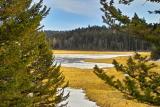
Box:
34;0;160;31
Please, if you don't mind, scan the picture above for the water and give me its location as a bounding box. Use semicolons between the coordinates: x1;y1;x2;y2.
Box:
54;54;130;69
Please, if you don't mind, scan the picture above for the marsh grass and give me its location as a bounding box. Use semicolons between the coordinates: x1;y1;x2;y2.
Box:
54;50;156;107
62;67;153;107
53;50;134;55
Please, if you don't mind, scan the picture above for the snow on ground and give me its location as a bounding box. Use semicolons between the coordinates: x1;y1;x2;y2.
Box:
59;88;100;107
59;60;114;69
54;54;130;69
55;54;129;59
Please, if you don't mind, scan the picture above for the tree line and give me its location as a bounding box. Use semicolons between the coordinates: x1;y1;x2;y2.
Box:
45;26;151;51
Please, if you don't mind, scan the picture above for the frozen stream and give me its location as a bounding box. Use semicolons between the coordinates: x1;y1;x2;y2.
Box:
55;53;131;107
54;54;130;69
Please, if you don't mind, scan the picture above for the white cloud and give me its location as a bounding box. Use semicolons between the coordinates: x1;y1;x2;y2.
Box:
34;0;102;17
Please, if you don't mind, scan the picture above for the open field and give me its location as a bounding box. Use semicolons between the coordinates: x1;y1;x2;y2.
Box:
84;56;129;65
53;50;158;107
84;52;151;65
62;67;153;107
53;50;135;54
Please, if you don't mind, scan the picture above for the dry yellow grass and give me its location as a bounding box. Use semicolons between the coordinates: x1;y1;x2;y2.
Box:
84;52;150;65
53;50;135;55
62;67;152;107
53;50;157;107
85;56;129;65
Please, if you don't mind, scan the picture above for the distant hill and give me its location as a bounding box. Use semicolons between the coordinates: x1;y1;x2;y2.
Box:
45;26;151;51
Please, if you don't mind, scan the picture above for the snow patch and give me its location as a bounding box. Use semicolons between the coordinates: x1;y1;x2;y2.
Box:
59;88;99;107
54;54;130;69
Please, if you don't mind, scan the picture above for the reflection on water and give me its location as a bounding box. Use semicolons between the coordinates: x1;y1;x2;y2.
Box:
54;54;130;69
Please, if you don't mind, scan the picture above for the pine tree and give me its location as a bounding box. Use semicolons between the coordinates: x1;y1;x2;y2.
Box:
94;53;160;105
94;0;160;105
0;0;68;106
100;0;160;59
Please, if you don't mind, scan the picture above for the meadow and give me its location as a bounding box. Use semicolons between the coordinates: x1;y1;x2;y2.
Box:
54;50;158;107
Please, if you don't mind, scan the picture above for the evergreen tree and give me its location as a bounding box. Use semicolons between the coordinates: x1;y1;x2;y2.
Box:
94;53;160;105
100;0;160;59
94;1;160;105
0;0;68;106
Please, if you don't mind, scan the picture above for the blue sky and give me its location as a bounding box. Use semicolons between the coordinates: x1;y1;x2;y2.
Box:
34;0;160;31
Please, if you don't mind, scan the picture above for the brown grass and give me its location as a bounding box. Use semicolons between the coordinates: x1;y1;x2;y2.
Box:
85;56;129;65
53;50;135;54
54;50;156;107
84;52;150;64
62;67;152;107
